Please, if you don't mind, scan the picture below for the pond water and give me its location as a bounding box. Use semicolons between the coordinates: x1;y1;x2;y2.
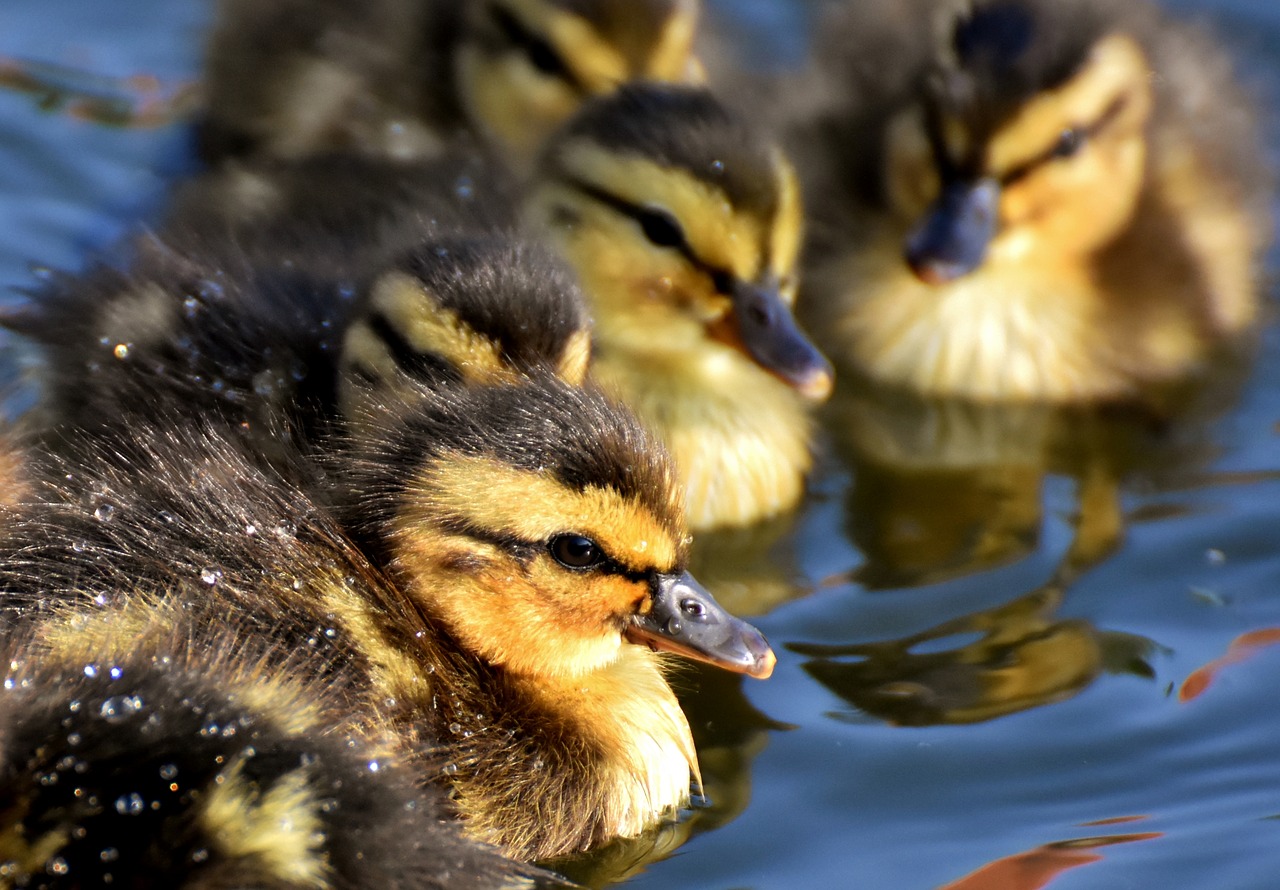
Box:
1;1;1278;888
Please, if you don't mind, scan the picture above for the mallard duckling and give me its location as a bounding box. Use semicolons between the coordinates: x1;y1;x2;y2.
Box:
53;83;832;530
200;0;704;169
0;620;550;889
0;373;774;863
791;0;1271;401
6;231;591;475
526;84;833;528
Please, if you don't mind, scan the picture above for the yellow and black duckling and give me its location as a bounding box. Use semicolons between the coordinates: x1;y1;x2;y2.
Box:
790;0;1271;401
200;0;704;169
123;83;832;530
0;367;775;870
527;84;832;529
6;231;591;476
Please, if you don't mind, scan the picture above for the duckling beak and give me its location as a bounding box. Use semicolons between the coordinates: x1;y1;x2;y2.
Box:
626;571;776;679
904;177;1000;284
716;281;834;402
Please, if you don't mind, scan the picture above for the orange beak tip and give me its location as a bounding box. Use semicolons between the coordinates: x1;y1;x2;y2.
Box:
751;648;778;680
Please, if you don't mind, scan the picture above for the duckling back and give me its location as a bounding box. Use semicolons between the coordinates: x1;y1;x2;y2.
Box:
0;621;546;889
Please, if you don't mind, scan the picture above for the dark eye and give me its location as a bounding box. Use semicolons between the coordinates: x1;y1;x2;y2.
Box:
637;208;687;250
549;534;605;569
1053;128;1084;159
709;269;735;296
680;598;707;620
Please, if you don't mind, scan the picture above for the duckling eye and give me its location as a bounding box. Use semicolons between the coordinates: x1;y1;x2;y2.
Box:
549;534;605;570
680;598;707;620
637;208;688;251
709;270;735;296
1053;128;1085;159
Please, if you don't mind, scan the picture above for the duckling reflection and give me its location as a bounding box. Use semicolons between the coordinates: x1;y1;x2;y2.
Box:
825;381;1144;589
790;0;1272;401
201;0;705;169
791;587;1157;726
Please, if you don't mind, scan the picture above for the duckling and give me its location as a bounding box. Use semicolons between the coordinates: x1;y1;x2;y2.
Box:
526;84;832;528
44;83;832;530
200;0;705;170
0;619;552;889
0;372;775;864
790;0;1271;401
6;230;591;478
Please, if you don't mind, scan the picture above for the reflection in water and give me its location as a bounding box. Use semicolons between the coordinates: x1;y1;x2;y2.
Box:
689;508;808;617
937;830;1162;890
824;372;1245;590
1179;627;1280;702
792;587;1158;726
0;56;196;128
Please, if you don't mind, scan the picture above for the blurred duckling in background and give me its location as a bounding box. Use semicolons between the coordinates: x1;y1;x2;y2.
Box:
159;84;833;530
201;0;704;169
0;371;775;866
790;0;1271;402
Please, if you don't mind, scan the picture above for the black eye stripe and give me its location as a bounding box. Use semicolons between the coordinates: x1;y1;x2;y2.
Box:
488;4;584;91
565;177;739;296
365;312;462;385
999;94;1132;187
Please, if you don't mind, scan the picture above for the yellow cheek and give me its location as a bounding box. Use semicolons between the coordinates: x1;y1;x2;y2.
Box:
1000;135;1147;256
455;49;581;167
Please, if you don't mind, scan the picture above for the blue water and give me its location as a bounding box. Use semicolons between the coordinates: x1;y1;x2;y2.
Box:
2;1;1279;888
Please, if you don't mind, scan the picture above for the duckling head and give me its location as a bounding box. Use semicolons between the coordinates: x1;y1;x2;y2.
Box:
338;235;593;419
886;0;1153;283
343;376;775;682
456;0;704;170
527;83;832;401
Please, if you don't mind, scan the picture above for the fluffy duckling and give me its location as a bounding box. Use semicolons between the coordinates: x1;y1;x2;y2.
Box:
791;0;1271;401
0;372;774;864
200;0;704;169
526;84;833;528
0;620;550;889
112;83;832;530
7;232;591;475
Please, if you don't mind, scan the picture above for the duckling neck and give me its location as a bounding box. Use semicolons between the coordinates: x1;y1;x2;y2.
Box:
423;632;696;860
591;328;814;530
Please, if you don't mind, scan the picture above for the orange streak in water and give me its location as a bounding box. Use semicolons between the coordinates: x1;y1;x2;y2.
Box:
938;832;1162;890
1179;627;1280;702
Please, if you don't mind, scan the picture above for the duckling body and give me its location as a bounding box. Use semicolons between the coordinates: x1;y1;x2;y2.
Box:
0;616;545;889
201;0;704;169
0;369;773;864
8;227;590;478
792;0;1270;402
